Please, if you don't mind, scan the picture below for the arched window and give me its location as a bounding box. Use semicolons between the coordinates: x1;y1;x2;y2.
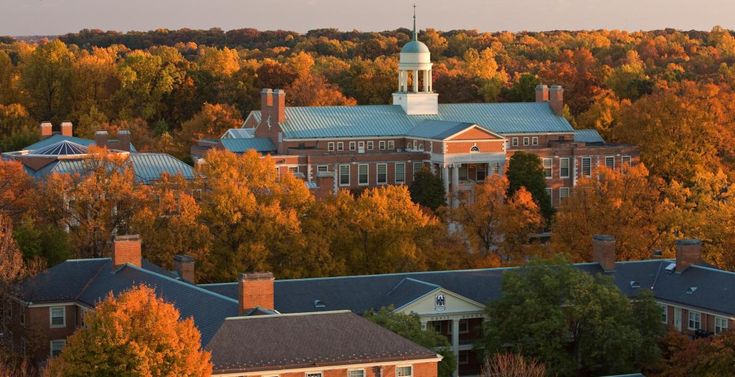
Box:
470;145;480;153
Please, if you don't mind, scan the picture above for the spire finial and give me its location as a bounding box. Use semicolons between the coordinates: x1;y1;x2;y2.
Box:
412;3;417;41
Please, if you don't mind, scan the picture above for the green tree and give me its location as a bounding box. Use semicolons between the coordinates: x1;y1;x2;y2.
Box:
501;74;540;102
365;307;456;377
409;168;446;211
505;152;553;222
481;260;664;377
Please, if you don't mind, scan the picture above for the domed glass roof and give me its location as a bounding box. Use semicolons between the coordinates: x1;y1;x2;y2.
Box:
33;140;88;156
401;40;430;54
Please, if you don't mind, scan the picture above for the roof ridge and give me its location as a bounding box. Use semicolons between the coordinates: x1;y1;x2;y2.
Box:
74;258;111;302
124;264;239;304
224;310;352;321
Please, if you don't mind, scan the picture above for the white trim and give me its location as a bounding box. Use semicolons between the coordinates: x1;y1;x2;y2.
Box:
605;155;615;169
376;163;388;185
49;306;66;328
688;310;702;330
655;299;735;319
336;142;344;151
338;164;350;187
348;369;366;377
327;142;335;152
559;157;570;178
305;371;323;377
387;140;395;150
444;124;505;141
49;339;66;357
358;164;369;186
543;158;553;179
395;162;406;184
367;141;374;150
581;157;592;177
715;316;729;334
397;365;413;377
212;358;441;377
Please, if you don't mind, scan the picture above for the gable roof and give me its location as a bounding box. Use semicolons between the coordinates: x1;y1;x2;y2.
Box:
221;128;255;139
220;137;276;153
406;120;501;140
19;134;138;153
206;311;439;374
574;129;605;144
248;102;574;140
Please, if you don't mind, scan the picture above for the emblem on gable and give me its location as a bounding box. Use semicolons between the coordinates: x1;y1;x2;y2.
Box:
435;293;446;311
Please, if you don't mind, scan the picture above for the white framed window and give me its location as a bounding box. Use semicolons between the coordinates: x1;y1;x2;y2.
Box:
560;157;570;178
376;163;388;184
317;165;329;174
413;162;423;178
367;141;374;150
523;137;530;146
339;164;350;187
395;162;406;184
397;366;413;377
715;316;729;334
50;339;66;357
559;187;570;203
337;142;344;151
543;158;553;179
412;140;417;150
660;304;668;324
379;140;386;150
358;141;365;149
358;164;369;186
511;137;518;147
605;156;615;169
531;136;539;145
50;306;65;328
418;143;424;151
387;140;395;150
306;372;323;377
688;310;702;330
327;142;335;152
288;166;299;174
581;157;592;177
545;188;552;201
348;370;365;377
622;155;631;167
349;141;356;151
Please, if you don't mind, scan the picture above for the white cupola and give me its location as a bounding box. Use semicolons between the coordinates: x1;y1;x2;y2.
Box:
392;5;439;115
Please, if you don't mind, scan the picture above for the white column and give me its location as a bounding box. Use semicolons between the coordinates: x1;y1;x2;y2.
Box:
398;70;402;92
423;70;429;92
451;164;460;208
451;319;460;377
442;165;450;205
428;69;432;92
413;70;419;92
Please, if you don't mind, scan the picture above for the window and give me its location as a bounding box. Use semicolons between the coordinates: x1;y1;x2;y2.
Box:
523;137;530;146
377;163;388;184
532;136;539;146
358;141;365;150
349;141;356;151
660;304;668;324
50;339;65;357
458;319;469;334
367;141;374;150
306;373;322;377
545;188;553;201
559;187;570;203
688;311;702;330
605;156;615;169
288;166;299;174
582;157;592;177
418;143;424;151
560;157;570;178
327;142;335;152
358;164;369;186
715;316;729;335
413;162;423;178
395;163;406;184
348;370;365;377
622;155;631;167
50;306;65;328
387;140;395;150
317;165;329;174
337;142;344;151
543;158;553;179
397;366;413;377
379;140;386;150
511;137;519;147
339;164;350;186
412;140;417;150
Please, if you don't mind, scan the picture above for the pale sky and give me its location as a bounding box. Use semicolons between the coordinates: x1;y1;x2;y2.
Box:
1;0;734;36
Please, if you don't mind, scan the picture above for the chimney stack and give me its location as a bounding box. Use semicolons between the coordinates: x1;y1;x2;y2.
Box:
60;122;73;137
273;89;286;125
549;85;564;116
260;88;273;127
113;235;142;268
40;122;53;138
95;130;108;148
592;234;616;272
173;255;195;283
238;272;274;313
535;84;549;102
118;130;131;152
675;239;702;273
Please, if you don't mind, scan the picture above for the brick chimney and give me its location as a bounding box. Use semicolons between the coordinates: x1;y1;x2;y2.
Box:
549;85;564;116
675;239;702;273
238;272;274;313
95;130;108;148
535;84;549;102
113;235;142;268
40;122;53;138
60;122;73;137
592;234;616;272
173;255;195;283
260;88;273;127
273;89;286;125
117;130;131;152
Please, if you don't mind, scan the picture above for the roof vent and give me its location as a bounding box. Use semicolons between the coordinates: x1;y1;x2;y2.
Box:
687;286;698;295
314;299;326;309
630;281;640;289
665;263;676;273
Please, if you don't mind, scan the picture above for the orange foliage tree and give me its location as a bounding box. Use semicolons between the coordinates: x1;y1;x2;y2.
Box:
44;285;211;377
0;160;36;222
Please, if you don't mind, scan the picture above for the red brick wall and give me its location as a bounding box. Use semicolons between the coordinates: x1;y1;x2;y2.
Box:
246;361;437;377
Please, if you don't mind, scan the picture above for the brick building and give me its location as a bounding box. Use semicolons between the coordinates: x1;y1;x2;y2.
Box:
193;21;638;206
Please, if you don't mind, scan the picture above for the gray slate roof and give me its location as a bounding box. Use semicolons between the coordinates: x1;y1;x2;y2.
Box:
220;137;276;153
248;102;574;139
201;260;735;317
17;258;239;344
206;311;438;373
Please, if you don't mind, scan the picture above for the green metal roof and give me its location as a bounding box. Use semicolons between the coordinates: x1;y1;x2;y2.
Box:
248;102;574;139
574;129;606;143
21;134;138;152
220;138;276;153
401;40;430;54
406;120;485;140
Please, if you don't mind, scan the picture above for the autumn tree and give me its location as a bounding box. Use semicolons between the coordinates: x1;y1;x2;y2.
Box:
0;160;36;222
450;175;542;265
20;40;75;122
481;260;664;377
365;307;456;377
175;103;242;159
44;285;212;377
481;354;546;377
505;152;553;222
